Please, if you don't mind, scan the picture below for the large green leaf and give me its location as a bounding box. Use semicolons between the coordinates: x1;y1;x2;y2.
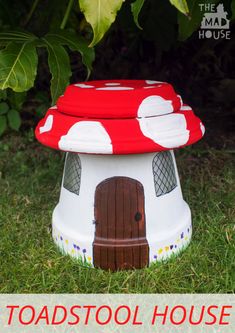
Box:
131;0;145;29
169;0;189;14
79;0;124;46
0;41;38;92
178;0;220;40
42;37;72;104
46;31;95;77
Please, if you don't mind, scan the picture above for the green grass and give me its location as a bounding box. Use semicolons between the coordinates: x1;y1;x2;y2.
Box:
0;134;234;293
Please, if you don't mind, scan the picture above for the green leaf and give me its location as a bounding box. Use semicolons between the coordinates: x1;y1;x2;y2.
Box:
46;31;95;77
131;0;145;29
0;115;7;135
0;102;9;115
0;30;36;45
42;37;72;105
178;0;220;40
0;41;38;92
7;109;21;130
169;0;189;15
79;0;124;46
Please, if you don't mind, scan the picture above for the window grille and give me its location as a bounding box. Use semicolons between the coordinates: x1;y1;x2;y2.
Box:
63;153;81;195
152;151;177;197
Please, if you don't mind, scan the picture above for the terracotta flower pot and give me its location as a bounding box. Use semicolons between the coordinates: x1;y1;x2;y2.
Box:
35;80;205;271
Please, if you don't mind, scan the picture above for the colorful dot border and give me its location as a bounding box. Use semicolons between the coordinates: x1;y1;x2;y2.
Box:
52;224;192;266
153;224;192;261
52;229;92;264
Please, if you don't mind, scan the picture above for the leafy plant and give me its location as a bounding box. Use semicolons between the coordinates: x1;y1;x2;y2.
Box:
0;0;191;105
0;30;94;104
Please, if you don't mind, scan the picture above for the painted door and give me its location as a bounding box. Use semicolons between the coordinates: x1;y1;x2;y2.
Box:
93;176;149;270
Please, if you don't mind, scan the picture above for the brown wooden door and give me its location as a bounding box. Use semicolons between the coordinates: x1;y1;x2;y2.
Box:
93;176;149;271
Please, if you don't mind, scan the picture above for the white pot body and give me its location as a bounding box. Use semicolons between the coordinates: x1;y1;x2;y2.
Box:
52;151;192;270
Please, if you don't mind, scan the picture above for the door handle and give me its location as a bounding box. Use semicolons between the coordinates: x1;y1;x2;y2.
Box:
134;212;142;222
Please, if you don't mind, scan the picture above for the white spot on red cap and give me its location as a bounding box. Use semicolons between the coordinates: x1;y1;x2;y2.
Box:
145;80;163;84
96;87;134;90
180;105;192;111
137;96;174;118
39;115;53;134
177;95;183;108
105;83;121;86
58;121;113;154
138;113;189;148
74;83;94;88
200;122;205;135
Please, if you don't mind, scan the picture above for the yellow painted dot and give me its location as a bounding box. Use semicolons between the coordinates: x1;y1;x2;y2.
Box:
185;236;188;241
177;239;180;243
158;248;163;255
165;246;169;251
71;249;75;254
88;256;92;261
65;240;68;245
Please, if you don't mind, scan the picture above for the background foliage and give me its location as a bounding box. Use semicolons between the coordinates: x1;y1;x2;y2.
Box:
0;0;234;135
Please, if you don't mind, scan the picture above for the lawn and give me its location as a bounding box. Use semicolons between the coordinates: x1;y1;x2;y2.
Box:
0;132;234;293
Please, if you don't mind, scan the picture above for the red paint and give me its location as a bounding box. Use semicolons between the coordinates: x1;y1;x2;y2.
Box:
35;80;205;154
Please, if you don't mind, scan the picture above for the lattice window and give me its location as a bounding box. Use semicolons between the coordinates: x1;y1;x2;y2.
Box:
63;153;81;195
152;151;177;197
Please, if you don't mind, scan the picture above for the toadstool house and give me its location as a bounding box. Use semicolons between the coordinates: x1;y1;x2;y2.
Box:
35;80;205;271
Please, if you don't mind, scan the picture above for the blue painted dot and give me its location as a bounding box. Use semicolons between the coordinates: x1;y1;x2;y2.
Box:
73;244;76;249
76;246;80;250
181;232;184;239
175;245;177;248
154;255;157;259
187;228;190;233
60;236;63;241
82;249;86;254
170;245;174;250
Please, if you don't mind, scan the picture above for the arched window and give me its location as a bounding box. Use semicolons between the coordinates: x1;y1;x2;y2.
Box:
63;153;81;195
152;151;177;197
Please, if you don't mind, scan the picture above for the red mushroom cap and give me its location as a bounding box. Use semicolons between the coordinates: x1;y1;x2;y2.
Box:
35;80;205;154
